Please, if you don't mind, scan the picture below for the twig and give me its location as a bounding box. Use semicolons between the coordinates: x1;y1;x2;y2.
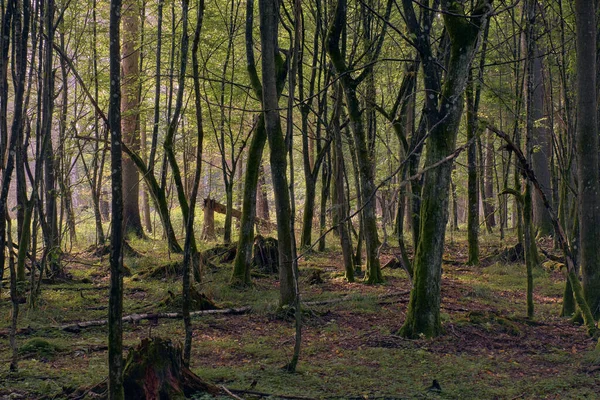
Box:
221;385;245;400
229;389;318;400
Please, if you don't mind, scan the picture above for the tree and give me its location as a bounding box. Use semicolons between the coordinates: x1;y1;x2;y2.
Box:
109;0;125;396
258;0;296;305
575;0;600;319
399;0;492;338
121;0;143;237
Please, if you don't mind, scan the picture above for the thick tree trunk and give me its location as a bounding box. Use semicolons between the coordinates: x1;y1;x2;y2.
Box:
531;48;553;237
121;0;143;237
575;0;600;319
123;338;219;399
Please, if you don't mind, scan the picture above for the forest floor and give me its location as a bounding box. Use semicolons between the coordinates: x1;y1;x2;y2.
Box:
1;232;600;399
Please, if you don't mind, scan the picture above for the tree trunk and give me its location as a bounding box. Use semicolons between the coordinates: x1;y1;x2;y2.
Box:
256;163;270;221
109;0;125;397
41;0;61;278
332;84;354;282
326;0;388;283
399;0;491;338
484;131;496;230
575;0;600;319
259;0;295;306
183;0;205;364
121;0;143;237
466;78;479;265
230;0;287;287
531;46;553;237
123;338;219;399
231;116;267;286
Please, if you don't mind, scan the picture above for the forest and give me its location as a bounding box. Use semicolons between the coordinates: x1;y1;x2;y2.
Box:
1;0;600;397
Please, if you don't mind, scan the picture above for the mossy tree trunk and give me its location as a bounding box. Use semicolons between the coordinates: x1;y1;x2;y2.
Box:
575;0;600;320
399;0;492;338
120;145;182;253
163;0;196;257
258;0;296;306
298;15;328;250
7;0;29;283
182;0;205;366
231;117;266;286
231;0;287;287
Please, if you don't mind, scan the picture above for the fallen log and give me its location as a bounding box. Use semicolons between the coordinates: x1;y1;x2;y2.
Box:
0;306;252;337
1;292;411;337
59;306;252;333
204;197;276;231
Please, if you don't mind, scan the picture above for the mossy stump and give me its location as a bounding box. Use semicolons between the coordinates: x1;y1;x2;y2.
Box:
123;338;220;399
253;235;278;274
159;286;219;312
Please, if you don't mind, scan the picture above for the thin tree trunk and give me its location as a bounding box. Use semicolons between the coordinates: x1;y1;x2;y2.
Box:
108;0;125;396
258;0;295;306
183;0;205;366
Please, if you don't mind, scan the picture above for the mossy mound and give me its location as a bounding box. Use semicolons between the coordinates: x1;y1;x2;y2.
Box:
19;338;64;358
466;311;522;336
200;243;237;271
158;286;219;312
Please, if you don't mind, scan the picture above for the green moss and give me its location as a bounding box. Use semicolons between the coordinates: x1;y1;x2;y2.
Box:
20;338;64;357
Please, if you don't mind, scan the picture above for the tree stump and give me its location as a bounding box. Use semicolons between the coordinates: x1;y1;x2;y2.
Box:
158;286;219;312
202;198;216;240
253;235;278;274
123;338;220;399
